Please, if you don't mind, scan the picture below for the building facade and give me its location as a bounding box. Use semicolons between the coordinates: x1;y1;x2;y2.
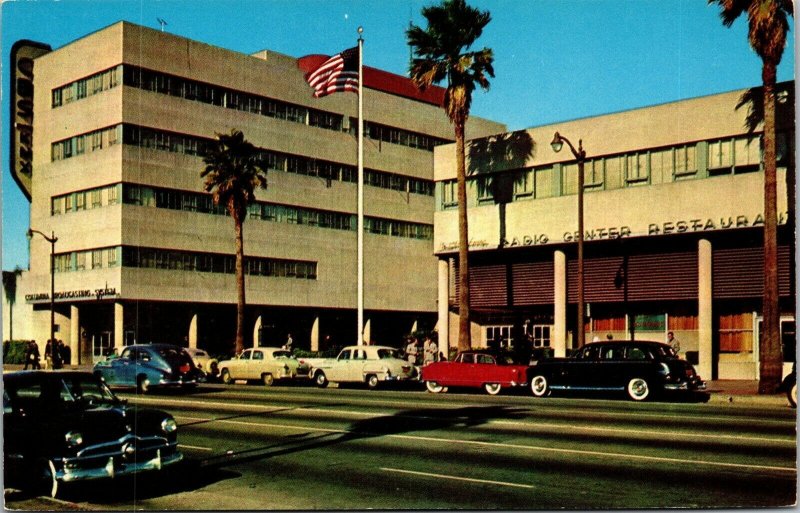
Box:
7;22;505;363
433;84;795;380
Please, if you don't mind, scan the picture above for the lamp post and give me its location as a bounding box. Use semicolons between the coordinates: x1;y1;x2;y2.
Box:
27;228;58;357
551;132;587;348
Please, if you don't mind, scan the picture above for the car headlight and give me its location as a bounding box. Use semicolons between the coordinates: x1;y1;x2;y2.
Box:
65;431;83;447
161;417;178;434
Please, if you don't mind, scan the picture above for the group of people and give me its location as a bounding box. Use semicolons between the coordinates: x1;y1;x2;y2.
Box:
404;334;440;366
22;339;70;370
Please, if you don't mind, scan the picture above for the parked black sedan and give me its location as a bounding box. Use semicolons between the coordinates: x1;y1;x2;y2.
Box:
528;340;707;401
3;371;183;497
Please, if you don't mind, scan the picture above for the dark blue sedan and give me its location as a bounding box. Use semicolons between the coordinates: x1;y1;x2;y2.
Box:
94;344;204;393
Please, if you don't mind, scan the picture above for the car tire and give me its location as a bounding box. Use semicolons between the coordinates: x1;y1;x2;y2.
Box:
484;383;502;395
220;369;233;385
262;373;274;386
627;377;650;401
32;459;58;498
788;383;797;408
425;381;444;393
314;370;329;388
366;374;379;389
137;375;150;394
530;375;549;397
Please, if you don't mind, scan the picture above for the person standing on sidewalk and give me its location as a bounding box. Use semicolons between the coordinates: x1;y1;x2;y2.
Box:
667;331;681;355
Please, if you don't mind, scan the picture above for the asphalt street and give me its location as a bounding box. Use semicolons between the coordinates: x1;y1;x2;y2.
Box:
5;382;797;510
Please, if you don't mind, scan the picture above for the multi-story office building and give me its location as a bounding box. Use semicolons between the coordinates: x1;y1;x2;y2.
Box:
433;84;795;380
8;22;505;363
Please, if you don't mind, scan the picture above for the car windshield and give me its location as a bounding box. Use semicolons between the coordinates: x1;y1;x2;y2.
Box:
63;375;118;405
377;349;399;360
273;350;292;359
654;345;676;358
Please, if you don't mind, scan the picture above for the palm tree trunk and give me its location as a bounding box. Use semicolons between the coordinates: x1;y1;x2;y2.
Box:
455;120;471;351
759;60;782;394
234;213;246;356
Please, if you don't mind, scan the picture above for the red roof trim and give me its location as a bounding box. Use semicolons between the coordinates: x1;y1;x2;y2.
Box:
297;54;445;107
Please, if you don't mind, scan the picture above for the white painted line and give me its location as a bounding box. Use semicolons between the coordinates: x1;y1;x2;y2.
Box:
171;415;796;474
179;443;213;451
381;467;534;489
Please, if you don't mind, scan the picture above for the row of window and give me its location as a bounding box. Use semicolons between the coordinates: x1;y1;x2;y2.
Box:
51;124;434;196
121;247;317;279
52;182;434;241
54;247;119;273
51;66;121;107
441;132;793;209
51;184;120;214
51;125;121;161
54;245;317;279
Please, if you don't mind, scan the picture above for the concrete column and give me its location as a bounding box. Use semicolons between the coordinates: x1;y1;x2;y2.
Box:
553;250;567;357
311;317;320;352
437;259;450;358
253;315;262;348
114;302;124;350
363;318;371;345
69;305;79;366
188;314;198;349
698;239;713;380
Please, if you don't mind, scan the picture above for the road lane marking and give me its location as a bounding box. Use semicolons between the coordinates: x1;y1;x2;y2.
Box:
172;415;796;474
158;399;796;447
179;444;213;451
381;467;534;489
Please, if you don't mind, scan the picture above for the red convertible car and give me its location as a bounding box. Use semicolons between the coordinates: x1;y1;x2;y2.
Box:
421;350;530;395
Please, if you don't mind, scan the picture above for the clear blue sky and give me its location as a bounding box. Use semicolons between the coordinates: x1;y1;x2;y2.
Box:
1;0;795;272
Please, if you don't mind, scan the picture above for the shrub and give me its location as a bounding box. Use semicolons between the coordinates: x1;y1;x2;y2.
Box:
3;340;29;364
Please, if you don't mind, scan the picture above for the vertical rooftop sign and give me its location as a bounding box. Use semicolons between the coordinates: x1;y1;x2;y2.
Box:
10;40;51;201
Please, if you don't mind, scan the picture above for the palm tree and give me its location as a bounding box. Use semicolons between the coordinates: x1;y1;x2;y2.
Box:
407;0;494;352
709;0;793;393
201;129;268;356
2;267;22;341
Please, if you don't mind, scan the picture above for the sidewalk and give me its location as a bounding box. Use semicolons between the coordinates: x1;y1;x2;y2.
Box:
2;363;791;407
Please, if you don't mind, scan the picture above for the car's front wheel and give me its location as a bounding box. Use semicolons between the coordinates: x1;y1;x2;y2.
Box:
220;369;233;385
314;370;329;388
366;374;379;389
262;373;274;386
627;377;650;401
788;383;797;408
530;375;549;397
425;381;444;393
32;459;58;498
137;375;150;394
484;383;502;395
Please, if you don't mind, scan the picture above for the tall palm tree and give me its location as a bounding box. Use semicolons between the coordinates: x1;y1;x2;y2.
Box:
407;0;494;352
709;0;793;393
2;267;22;341
201;129;268;356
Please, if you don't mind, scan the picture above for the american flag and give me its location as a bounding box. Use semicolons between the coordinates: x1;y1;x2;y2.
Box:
305;46;359;98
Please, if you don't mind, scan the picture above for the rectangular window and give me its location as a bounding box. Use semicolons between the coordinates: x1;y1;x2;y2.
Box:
535;167;554;199
477;177;493;202
91;189;102;208
719;312;754;353
626;153;648;183
92;250;103;269
75;252;86;270
75;192;86;211
649;149;670;184
585;159;603;188
107;185;119;205
514;169;534;197
52;89;62;107
674;145;697;177
51;196;63;215
92;132;103;151
734;135;761;172
708;139;733;171
107;247;118;267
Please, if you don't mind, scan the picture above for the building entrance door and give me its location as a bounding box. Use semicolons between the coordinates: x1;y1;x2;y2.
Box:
92;331;112;363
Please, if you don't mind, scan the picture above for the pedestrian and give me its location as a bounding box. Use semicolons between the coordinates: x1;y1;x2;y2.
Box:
22;341;33;370
52;340;63;370
667;331;680;355
44;339;52;370
60;340;71;367
405;337;418;365
283;333;293;352
423;336;438;365
30;341;41;370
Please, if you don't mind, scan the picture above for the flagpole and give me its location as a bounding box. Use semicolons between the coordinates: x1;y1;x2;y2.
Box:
357;27;365;346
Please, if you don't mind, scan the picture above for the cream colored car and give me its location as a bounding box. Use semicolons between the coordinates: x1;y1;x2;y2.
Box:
218;347;309;386
309;345;415;389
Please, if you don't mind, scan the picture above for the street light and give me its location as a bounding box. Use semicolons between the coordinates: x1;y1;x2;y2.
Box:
551;132;587;348
27;228;58;361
